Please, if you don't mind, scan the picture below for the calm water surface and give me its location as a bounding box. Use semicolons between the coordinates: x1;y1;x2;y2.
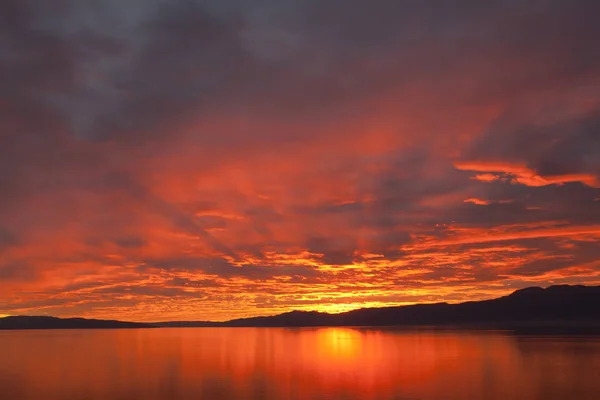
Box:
1;328;599;400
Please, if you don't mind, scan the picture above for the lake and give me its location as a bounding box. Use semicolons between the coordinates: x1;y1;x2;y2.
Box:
1;328;599;399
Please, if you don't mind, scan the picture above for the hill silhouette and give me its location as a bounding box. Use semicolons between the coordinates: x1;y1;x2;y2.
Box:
215;284;600;331
0;316;147;330
2;285;600;332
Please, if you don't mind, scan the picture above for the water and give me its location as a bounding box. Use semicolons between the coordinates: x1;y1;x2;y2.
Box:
1;328;599;400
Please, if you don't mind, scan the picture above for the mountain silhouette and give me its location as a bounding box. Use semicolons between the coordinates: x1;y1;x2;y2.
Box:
2;285;600;332
214;285;600;330
0;316;147;330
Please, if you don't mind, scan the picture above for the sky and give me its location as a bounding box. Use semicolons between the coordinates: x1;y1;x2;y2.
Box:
1;0;600;322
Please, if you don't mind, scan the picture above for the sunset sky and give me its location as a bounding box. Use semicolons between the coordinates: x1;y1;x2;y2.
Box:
1;0;600;322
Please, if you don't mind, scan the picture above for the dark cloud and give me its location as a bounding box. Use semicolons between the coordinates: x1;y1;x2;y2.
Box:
93;284;204;298
0;229;18;250
113;236;147;249
166;277;222;288
465;111;600;178
0;262;39;282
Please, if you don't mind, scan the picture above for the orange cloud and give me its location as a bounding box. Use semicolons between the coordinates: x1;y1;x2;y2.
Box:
455;161;600;188
473;173;501;182
2;0;600;322
410;224;600;248
464;198;491;206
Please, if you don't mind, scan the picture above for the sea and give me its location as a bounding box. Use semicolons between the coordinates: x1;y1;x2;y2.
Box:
1;327;599;399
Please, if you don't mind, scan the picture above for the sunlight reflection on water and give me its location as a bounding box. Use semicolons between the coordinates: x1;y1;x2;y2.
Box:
1;328;600;400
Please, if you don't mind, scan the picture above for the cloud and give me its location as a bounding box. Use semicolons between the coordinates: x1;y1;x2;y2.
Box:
473;174;501;183
455;162;600;188
409;224;600;248
464;198;491;206
1;0;600;321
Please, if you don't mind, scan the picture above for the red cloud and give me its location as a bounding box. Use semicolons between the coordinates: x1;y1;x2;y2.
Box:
455;161;600;188
464;198;491;206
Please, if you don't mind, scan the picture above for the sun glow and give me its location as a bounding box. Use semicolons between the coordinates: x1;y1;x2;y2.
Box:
316;328;363;362
311;301;415;315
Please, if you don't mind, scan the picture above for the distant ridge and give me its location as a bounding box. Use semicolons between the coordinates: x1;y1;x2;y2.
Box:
206;284;600;331
0;315;147;330
2;285;600;332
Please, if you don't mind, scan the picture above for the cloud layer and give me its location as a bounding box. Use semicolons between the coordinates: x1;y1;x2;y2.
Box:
1;0;600;321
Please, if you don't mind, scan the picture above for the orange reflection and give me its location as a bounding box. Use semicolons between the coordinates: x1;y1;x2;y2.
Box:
315;328;361;362
2;328;600;400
